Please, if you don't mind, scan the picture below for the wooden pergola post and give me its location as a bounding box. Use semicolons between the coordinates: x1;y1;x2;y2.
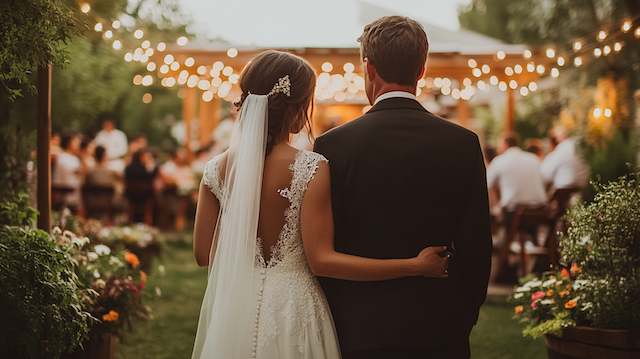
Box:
505;87;515;133
37;64;52;231
182;87;197;155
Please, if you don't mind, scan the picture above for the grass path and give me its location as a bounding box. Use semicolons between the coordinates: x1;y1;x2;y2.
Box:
117;241;545;359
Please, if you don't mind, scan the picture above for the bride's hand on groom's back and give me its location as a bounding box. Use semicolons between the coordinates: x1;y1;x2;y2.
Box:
413;246;450;278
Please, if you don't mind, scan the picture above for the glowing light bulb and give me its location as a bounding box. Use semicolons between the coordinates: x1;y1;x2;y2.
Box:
112;40;122;50
597;30;607;41
482;64;490;74
550;68;560;78
134;29;144;39
614;42;623;52
141;75;153;86
343;62;355;73
574;57;583;67
514;64;523;74
156;42;166;52
321;62;333;72
573;41;582;51
519;87;529;96
594;48;602;57
176;36;188;46
142;93;152;104
80;3;91;13
528;82;538;92
94;23;103;32
163;54;174;65
226;48;238;58
467;59;477;68
112;20;121;29
505;67;514;76
146;62;156;72
622;20;632;32
185;57;195;67
557;56;565;66
496;50;506;60
523;49;532;59
545;48;555;58
472;68;482;77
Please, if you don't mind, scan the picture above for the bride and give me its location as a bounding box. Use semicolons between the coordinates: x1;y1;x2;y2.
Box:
191;50;449;359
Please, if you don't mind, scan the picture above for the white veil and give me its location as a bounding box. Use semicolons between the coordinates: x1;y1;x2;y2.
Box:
191;94;268;359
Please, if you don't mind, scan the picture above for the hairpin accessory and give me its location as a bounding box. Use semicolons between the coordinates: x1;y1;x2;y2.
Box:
267;75;291;97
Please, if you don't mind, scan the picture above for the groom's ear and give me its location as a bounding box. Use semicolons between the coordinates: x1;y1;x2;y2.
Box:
364;59;377;82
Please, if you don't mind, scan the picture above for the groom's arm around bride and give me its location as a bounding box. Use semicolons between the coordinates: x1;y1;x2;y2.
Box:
314;15;492;359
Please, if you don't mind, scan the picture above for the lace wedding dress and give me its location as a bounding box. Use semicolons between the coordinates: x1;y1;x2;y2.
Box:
201;150;341;359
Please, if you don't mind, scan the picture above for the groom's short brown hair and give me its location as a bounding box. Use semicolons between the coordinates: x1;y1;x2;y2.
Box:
358;16;428;86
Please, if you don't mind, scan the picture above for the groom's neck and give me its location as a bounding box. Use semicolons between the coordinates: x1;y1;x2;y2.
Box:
370;83;416;103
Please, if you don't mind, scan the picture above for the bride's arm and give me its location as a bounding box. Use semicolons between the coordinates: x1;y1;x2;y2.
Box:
193;181;220;267
301;161;448;281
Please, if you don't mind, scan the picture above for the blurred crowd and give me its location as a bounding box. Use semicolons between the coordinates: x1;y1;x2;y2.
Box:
50;117;226;231
484;126;590;283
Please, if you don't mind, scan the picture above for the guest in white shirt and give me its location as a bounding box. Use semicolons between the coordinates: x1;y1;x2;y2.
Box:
487;134;547;211
52;134;83;209
541;127;589;190
95;118;128;160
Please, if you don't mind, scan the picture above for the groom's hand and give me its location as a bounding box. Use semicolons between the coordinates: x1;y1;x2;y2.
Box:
414;246;450;278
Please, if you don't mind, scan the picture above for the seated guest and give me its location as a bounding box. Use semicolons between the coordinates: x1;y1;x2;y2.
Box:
52;134;83;211
487;134;547;212
85;146;118;188
541;126;589;190
124;149;157;224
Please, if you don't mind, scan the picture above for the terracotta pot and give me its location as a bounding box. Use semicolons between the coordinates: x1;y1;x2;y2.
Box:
63;332;116;359
545;326;640;359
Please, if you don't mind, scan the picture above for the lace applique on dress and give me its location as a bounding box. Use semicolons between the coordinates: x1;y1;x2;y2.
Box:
202;156;224;200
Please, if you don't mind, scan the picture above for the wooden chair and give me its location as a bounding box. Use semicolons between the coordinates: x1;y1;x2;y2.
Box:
544;187;581;267
52;185;76;212
82;185;115;222
498;205;549;278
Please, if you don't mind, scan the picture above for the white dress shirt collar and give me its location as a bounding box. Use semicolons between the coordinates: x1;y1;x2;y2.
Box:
374;91;417;105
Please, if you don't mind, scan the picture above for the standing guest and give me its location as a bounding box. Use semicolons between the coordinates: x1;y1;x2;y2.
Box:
127;135;148;162
52;134;83;211
541;126;589;190
85;146;119;188
487;134;547;212
95;116;128;159
483;144;497;165
124;149;157;224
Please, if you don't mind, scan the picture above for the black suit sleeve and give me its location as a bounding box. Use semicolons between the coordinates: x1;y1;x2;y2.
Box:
456;136;492;329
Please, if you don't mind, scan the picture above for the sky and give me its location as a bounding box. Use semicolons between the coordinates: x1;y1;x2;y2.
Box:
180;0;471;47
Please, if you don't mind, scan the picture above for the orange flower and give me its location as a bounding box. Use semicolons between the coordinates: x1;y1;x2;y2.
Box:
546;289;554;297
559;290;570;298
125;251;140;268
139;270;147;289
564;299;578;309
102;310;119;322
514;305;524;315
571;263;581;274
560;268;570;278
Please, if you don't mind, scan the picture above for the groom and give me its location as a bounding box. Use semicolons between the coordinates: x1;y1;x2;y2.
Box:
314;16;492;359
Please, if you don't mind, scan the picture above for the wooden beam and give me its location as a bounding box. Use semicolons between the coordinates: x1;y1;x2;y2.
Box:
37;64;52;231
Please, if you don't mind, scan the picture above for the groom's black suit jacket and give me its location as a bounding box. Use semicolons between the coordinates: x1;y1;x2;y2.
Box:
314;97;492;354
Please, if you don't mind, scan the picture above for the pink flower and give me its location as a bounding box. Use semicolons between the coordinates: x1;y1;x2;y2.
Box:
531;291;545;302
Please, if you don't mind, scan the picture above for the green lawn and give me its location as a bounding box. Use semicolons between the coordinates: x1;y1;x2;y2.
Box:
117;241;545;359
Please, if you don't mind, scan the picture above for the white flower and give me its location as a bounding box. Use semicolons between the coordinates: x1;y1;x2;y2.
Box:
93;270;101;278
578;235;591;245
541;299;555;305
158;265;166;276
109;256;123;267
94;244;111;256
94;279;106;289
87;252;98;261
513;293;524;299
543;278;557;287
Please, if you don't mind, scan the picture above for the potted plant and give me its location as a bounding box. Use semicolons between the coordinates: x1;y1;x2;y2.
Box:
512;173;640;358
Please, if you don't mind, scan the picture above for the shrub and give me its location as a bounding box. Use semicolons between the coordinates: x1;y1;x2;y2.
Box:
560;172;640;328
0;226;93;358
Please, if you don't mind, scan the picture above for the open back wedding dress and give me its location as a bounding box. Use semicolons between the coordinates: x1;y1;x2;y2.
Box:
191;93;341;359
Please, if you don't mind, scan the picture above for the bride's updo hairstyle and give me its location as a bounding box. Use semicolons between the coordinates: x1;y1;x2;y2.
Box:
236;50;316;154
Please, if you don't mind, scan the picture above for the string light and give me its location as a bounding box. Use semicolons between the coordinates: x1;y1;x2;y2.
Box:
141;40;151;49
573;41;583;51
146;62;156;72
614;42;623;52
557;56;565;66
170;62;180;71
509;80;518;89
184;57;195;67
343;62;355;73
594;48;602;57
505;66;514;76
603;45;611;55
112;40;122;50
597;30;607;41
321;62;333;72
141;75;153;86
177;36;188;46
196;65;207;75
496;50;506;60
163;54;174;65
550;68;560;78
622;20;632;32
112;20;121;29
523;49;532;59
481;64;490;73
156;42;166;52
604;108;612;118
574;57;583;67
519;87;529;96
514;64;523;74
134;29;144;39
467;59;477;68
472;68;482;77
80;3;91;13
635;27;640;38
226;48;238;58
94;23;103;32
536;64;545;74
528;82;538;91
142;93;152;104
545;48;555;58
104;30;113;39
